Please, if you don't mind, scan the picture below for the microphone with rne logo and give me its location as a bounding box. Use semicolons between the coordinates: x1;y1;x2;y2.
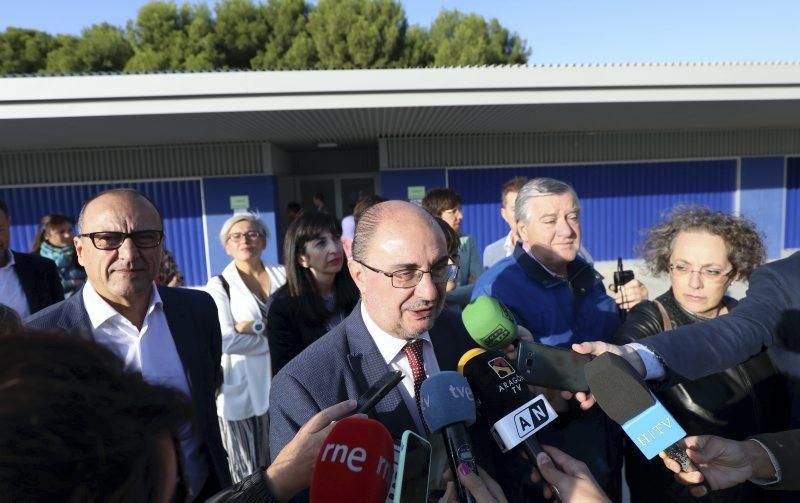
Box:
310;416;395;503
420;371;478;503
461;295;520;349
584;353;707;480
458;348;558;456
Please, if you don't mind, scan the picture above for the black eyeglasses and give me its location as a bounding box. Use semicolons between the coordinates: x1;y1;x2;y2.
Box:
356;260;459;289
77;230;164;250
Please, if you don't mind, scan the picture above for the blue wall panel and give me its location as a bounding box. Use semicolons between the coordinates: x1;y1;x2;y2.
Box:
449;160;736;262
380;169;446;201
786;158;800;248
1;180;207;286
203;175;279;276
740;157;785;259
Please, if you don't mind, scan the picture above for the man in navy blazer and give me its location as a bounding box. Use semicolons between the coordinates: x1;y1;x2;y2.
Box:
269;201;515;496
26;189;230;498
0;199;63;316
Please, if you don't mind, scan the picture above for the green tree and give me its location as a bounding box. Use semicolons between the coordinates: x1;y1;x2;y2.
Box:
45;23;133;73
214;0;268;68
125;1;221;71
399;24;432;67
0;28;53;74
251;0;316;70
429;9;529;66
307;0;406;69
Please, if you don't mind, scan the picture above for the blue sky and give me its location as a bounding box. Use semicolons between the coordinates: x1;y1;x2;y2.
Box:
2;0;799;64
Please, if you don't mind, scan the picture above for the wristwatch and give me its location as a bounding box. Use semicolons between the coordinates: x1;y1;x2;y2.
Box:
252;320;265;336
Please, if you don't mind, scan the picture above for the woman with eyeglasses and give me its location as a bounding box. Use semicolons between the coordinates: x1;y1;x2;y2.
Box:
613;206;789;503
267;211;359;375
31;213;86;298
205;213;287;483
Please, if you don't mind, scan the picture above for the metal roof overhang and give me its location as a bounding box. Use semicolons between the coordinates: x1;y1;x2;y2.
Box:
2;64;800;152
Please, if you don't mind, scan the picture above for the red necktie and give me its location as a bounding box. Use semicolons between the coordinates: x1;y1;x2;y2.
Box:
402;339;429;434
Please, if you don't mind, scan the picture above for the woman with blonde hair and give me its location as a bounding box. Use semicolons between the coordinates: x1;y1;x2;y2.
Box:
206;213;286;483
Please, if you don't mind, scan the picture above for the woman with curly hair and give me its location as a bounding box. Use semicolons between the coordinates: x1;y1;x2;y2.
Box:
614;206;789;503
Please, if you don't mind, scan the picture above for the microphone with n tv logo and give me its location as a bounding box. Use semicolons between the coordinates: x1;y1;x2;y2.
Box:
420;371;478;503
457;348;558;456
584;353;705;477
461;295;519;349
310;416;394;503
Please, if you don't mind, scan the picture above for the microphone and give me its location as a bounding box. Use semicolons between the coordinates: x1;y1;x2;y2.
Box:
310;416;395;503
584;352;701;473
458;348;561;500
420;371;478;503
462;295;519;349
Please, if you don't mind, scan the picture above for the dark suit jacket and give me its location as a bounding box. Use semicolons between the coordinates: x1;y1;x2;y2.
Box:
642;252;800;382
753;429;800;491
268;303;487;455
25;285;232;491
12;250;64;314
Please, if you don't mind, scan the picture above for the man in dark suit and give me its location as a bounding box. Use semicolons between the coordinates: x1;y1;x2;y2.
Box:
269;201;501;493
0;199;63;316
26;188;230;499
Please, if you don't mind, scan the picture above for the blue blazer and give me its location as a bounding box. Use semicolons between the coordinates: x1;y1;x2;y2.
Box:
25;285;232;491
268;302;481;459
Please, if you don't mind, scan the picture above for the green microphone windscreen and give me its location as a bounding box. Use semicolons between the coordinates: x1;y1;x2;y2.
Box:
461;295;518;349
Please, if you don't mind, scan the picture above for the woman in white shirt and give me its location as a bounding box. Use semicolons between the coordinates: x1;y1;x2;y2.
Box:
206;213;286;483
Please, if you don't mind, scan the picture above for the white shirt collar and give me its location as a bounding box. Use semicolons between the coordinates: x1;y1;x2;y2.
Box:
503;232;515;256
360;301;432;365
522;242;567;279
82;280;163;331
0;249;15;271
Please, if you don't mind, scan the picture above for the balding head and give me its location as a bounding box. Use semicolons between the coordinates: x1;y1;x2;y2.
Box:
348;200;449;340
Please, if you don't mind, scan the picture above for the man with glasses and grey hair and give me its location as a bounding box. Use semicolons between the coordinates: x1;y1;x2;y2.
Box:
472;177;638;499
269;200;510;495
26;188;232;499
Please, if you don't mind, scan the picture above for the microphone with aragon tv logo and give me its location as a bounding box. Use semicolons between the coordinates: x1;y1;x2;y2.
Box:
584;352;706;479
310;417;395;503
458;348;558;456
420;371;478;503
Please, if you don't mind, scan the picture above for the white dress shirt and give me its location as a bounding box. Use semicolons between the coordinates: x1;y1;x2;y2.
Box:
0;251;30;318
360;302;440;434
82;281;208;496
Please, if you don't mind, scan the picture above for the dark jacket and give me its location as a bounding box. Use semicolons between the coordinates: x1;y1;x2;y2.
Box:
614;289;790;503
12;250;64;314
25;285;232;493
267;287;355;375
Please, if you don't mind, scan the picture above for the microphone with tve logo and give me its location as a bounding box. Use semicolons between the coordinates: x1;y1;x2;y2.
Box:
310;416;395;503
584;353;707;481
420;371;478;503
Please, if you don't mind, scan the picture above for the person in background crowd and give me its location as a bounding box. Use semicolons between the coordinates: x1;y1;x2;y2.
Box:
0;303;22;338
483;177;528;270
471;178;631;500
312;193;328;214
157;248;184;287
0;200;63;317
30;213;86;298
267;211;359;375
353;194;388;225
422;188;482;309
286;202;301;224
434;217;462;296
206;213;287;484
341;202;356;260
613;206;788;503
25;188;231;498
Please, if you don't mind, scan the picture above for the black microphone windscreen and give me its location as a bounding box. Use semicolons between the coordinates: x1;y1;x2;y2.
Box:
459;349;531;423
584;352;655;424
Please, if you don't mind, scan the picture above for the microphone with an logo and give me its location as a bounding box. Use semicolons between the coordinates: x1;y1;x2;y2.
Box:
458;348;558;456
310;416;395;503
584;353;708;482
420;371;478;503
